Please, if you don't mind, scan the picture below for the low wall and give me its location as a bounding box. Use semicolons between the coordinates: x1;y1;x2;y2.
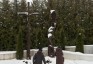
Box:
0;51;16;60
0;46;93;61
65;46;76;52
0;48;48;60
65;45;93;54
63;51;93;61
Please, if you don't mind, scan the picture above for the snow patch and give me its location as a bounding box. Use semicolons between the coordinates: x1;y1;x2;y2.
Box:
0;56;93;64
50;10;55;14
48;26;54;33
48;33;52;38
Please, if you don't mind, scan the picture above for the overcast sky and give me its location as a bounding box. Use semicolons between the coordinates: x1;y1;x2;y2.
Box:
0;0;33;2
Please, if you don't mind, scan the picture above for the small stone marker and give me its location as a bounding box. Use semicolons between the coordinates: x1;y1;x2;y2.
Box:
55;47;64;64
48;45;55;57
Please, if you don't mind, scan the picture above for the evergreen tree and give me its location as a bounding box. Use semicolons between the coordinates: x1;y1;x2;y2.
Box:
75;33;84;53
75;27;84;53
0;0;15;50
0;0;93;51
18;0;27;12
16;26;24;59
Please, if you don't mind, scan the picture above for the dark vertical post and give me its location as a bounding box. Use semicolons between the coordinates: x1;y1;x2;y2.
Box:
26;2;31;59
14;0;18;20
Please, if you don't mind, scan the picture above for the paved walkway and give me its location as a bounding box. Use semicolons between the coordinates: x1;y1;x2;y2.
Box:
0;56;93;64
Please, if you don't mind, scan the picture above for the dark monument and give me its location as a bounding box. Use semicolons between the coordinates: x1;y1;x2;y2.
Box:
55;47;64;64
48;10;56;57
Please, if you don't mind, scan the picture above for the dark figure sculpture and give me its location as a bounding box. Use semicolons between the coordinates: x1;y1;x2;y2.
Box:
33;48;46;64
55;47;64;64
48;10;56;57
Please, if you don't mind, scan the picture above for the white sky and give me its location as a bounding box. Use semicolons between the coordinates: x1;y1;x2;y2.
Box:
27;0;32;2
0;0;33;2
